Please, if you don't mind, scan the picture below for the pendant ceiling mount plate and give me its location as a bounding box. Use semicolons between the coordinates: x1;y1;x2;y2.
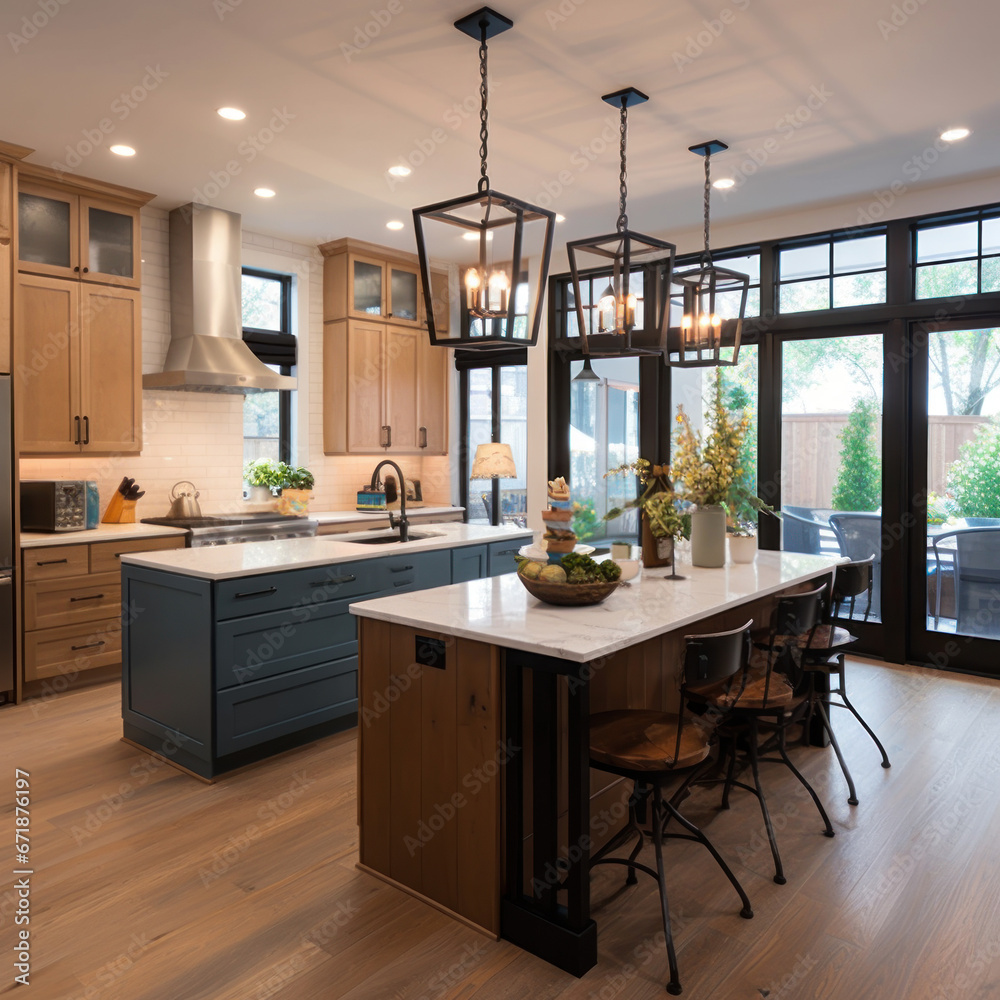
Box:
601;87;649;109
689;140;729;157
454;6;514;39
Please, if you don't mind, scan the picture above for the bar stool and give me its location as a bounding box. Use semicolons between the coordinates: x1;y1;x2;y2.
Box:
800;558;891;805
588;620;755;996
709;584;836;886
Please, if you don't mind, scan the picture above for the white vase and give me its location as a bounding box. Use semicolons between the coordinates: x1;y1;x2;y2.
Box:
244;485;272;504
728;534;757;564
690;506;727;568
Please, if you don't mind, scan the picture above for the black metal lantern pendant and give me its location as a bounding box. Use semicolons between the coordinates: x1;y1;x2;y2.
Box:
666;141;749;367
566;88;676;358
413;7;555;348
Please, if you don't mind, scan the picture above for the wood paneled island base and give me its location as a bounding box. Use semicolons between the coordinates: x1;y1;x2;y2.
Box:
352;552;843;976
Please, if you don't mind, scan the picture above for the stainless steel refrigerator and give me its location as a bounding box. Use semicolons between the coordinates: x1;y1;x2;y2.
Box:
1;375;13;698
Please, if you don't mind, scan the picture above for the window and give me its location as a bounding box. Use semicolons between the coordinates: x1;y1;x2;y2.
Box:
914;213;1000;298
241;268;295;466
778;232;887;313
462;274;530;340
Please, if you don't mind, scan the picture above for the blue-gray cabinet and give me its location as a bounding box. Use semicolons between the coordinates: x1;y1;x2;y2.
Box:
487;539;523;576
122;547;461;778
452;544;488;583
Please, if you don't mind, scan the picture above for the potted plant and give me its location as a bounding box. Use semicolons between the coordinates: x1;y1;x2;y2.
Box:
276;465;315;515
243;458;283;504
604;460;688;568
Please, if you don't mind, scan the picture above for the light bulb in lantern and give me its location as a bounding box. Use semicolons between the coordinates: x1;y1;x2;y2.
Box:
625;293;637;327
597;284;617;333
465;268;482;312
488;270;509;312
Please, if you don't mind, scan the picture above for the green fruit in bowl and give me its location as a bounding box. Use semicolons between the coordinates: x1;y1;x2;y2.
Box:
519;561;545;580
539;564;568;584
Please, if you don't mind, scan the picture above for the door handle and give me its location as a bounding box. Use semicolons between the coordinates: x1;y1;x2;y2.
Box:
82;415;90;445
385;425;392;448
74;415;81;445
36;558;69;567
389;565;414;573
70;594;105;602
234;587;278;599
71;641;106;651
419;427;427;449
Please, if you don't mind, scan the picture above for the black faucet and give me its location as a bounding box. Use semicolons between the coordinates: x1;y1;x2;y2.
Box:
370;460;409;542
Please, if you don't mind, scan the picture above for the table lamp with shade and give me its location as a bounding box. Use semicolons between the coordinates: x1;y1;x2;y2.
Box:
470;442;517;525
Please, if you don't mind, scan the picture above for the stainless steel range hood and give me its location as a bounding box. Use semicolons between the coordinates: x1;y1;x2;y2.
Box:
143;203;297;394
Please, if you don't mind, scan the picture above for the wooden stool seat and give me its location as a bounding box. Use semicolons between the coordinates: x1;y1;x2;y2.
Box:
589;710;711;772
751;624;856;652
689;669;796;711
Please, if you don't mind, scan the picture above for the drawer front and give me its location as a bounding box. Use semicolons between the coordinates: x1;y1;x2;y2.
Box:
488;539;524;577
216;657;358;756
376;549;452;593
23;544;89;582
215;599;358;690
90;535;185;574
452;544;488;583
24;572;121;631
23;617;122;681
214;561;376;620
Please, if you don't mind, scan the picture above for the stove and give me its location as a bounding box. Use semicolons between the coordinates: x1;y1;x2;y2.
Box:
140;512;319;547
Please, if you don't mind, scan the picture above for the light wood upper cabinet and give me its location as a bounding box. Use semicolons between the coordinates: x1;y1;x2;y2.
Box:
384;325;420;451
346;319;386;453
343;252;421;325
0;160;11;374
16;273;140;454
17;180;141;288
417;335;449;455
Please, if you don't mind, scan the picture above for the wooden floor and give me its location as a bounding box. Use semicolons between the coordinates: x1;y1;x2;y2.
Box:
2;659;999;999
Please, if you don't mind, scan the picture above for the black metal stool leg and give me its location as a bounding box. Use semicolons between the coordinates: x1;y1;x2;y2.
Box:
813;697;858;805
775;724;835;837
746;718;786;885
651;787;682;996
840;691;892;768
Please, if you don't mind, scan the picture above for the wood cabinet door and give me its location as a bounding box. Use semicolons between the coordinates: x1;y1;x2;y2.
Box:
385;262;420;325
79;196;141;288
16;273;81;453
16;180;79;280
417;336;449;454
80;284;141;453
348;254;385;320
346;320;386;452
384;325;420;453
0;162;11;375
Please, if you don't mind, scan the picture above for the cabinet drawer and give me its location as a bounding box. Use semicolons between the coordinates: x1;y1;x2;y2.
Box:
23;544;89;582
488;539;524;577
23;616;122;681
216;657;358;756
215;599;358;690
214;562;377;620
375;549;451;593
90;535;185;574
24;572;120;630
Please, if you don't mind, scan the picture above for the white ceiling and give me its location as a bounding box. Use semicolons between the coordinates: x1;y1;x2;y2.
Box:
4;0;999;257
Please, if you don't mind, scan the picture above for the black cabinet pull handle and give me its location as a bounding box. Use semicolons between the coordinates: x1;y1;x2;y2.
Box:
311;574;356;586
419;427;427;449
390;565;413;574
73;265;80;273
82;266;89;273
82;415;90;445
71;641;105;651
70;594;104;602
497;548;519;556
234;587;278;599
74;415;81;445
37;558;69;566
385;425;391;448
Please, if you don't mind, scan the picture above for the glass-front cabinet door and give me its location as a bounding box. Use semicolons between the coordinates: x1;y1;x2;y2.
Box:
387;264;419;323
80;197;140;286
350;256;385;318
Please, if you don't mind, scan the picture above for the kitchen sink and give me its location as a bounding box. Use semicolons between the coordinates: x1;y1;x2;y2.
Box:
336;529;444;545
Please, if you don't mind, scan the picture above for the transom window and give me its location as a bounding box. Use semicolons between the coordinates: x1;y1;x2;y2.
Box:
914;213;1000;299
778;232;887;313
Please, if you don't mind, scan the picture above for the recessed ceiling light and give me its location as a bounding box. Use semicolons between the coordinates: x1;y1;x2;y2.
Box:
386;220;405;230
940;127;971;142
110;144;135;157
556;214;566;223
712;177;736;190
254;187;276;198
217;107;247;121
462;231;493;241
388;165;412;177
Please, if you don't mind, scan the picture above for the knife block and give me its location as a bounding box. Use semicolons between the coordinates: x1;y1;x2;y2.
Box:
102;493;137;523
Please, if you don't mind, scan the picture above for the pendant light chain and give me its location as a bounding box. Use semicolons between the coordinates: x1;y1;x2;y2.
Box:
702;152;713;267
478;23;490;194
617;98;628;233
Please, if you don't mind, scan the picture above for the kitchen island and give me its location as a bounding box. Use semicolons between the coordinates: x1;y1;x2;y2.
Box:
349;550;844;975
118;523;530;778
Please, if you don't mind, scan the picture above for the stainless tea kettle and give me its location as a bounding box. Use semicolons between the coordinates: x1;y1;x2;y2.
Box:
167;481;202;519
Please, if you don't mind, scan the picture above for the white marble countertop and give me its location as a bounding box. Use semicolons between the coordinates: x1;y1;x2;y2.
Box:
119;523;532;581
349;551;846;663
20;522;188;549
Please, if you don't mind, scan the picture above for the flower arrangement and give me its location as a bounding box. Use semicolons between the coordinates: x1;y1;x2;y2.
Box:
604;459;687;540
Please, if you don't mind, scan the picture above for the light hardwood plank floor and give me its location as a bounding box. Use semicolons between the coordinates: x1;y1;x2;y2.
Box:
1;658;998;999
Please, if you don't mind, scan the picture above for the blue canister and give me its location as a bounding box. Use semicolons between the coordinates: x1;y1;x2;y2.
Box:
86;481;100;528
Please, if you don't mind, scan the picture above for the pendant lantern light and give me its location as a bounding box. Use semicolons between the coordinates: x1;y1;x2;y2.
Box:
666;141;749;367
413;7;555;348
566;88;676;358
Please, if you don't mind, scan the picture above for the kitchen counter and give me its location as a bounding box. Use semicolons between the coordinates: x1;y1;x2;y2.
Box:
119;523;531;581
310;505;464;527
350;550;845;663
20;522;188;548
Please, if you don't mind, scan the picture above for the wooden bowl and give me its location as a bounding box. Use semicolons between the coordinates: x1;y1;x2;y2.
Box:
517;573;619;606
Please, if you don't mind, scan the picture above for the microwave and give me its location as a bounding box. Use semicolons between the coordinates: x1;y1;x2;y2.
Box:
20;480;98;532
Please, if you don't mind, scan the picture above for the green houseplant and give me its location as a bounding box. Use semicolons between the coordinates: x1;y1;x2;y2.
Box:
604;460;687;567
947;418;1000;520
276;465;315;515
